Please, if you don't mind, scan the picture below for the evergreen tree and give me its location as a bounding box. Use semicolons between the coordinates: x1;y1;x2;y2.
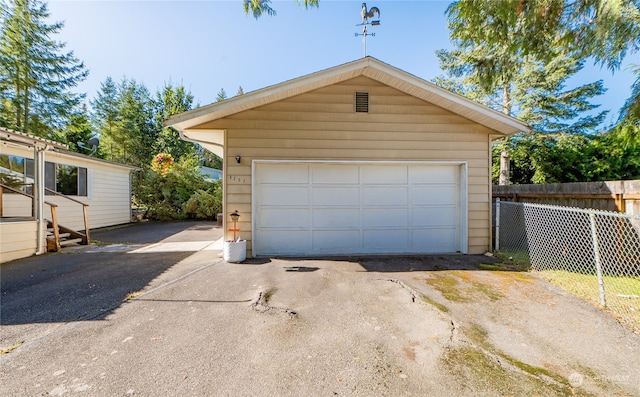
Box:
216;88;227;102
0;0;88;136
91;77;154;166
437;0;625;185
152;83;197;159
91;77;118;142
237;86;245;96
61;106;102;158
243;0;318;19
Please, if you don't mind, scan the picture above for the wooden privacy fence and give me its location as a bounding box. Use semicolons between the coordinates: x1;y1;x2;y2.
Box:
493;180;640;216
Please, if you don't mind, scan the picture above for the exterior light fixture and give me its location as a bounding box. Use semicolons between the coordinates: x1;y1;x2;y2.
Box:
235;155;241;163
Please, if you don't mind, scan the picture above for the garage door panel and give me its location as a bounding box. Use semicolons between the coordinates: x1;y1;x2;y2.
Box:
312;187;359;206
410;165;458;184
362;187;408;206
412;228;458;252
313;208;360;228
364;230;409;251
412;186;459;205
363;208;409;227
312;165;359;184
361;165;407;184
258;164;309;183
412;207;458;227
313;230;360;252
260;186;309;206
259;208;309;228
258;230;310;255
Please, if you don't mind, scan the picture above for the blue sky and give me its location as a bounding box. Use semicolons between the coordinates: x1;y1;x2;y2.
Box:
48;0;635;127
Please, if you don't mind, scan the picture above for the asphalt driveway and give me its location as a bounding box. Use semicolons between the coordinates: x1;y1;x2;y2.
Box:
1;221;639;396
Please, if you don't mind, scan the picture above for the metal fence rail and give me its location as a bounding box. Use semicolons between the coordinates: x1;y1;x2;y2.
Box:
496;200;640;332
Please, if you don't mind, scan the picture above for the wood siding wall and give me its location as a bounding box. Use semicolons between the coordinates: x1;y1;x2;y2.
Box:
200;77;495;255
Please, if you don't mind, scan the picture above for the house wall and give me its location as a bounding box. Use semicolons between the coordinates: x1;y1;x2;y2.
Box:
199;76;495;255
0;220;38;263
1;145;133;232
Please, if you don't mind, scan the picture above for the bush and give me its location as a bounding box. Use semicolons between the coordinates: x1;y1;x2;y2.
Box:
133;153;222;221
183;189;222;219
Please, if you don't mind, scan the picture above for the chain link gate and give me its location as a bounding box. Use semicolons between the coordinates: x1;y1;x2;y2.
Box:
495;200;640;332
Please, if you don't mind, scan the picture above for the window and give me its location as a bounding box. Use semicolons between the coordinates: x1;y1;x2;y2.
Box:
34;160;88;196
0;154;88;196
0;154;30;189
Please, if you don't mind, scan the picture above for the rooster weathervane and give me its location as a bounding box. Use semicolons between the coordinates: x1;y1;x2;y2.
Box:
355;3;381;57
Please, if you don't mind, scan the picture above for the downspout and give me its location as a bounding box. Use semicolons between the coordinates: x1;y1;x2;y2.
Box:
34;144;47;255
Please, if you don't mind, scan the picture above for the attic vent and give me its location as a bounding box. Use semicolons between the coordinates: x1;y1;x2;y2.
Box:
355;91;369;113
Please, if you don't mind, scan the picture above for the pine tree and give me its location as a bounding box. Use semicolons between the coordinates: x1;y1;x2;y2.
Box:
436;0;627;185
0;0;88;137
91;77;154;166
216;88;227;102
243;0;318;19
152;83;197;159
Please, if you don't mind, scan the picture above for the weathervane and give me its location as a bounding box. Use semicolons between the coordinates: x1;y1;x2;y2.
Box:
355;3;380;57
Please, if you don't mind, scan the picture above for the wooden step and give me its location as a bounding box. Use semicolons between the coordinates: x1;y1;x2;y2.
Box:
60;238;83;247
47;232;71;239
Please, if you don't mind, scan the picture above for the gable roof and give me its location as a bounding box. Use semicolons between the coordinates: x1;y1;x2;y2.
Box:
165;57;529;151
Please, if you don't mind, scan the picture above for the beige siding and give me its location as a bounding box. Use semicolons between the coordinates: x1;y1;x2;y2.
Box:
0;221;38;263
201;76;493;255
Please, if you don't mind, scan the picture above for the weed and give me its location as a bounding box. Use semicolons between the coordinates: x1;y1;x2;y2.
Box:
0;342;23;355
443;323;597;396
421;295;449;313
423;273;469;302
125;291;144;301
471;281;504;301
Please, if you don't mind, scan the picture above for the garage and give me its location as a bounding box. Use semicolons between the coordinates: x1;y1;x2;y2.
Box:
253;161;467;256
166;57;529;256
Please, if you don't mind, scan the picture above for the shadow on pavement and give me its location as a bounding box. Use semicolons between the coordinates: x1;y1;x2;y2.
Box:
1;221;218;326
271;254;516;273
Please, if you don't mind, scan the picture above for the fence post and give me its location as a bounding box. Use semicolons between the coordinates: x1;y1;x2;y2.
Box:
589;213;607;308
495;198;500;252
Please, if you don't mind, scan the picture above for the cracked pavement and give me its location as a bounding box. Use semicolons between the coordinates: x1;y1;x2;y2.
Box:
1;221;639;396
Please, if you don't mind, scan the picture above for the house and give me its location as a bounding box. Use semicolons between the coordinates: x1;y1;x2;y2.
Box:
199;165;223;181
166;57;529;257
1;127;138;263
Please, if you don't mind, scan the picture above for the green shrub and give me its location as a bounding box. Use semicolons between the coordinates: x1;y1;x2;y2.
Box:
183;189;222;219
133;153;222;221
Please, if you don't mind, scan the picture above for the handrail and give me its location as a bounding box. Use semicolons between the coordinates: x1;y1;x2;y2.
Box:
44;188;90;242
0;183;32;199
44;188;88;206
1;183;89;251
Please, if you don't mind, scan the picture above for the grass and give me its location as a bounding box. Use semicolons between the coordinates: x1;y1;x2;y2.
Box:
493;250;532;270
538;270;640;331
423;273;469;303
441;323;598;396
124;290;144;301
421;295;449;313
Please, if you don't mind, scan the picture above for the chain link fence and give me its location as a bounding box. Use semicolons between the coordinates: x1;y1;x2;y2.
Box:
495;200;640;333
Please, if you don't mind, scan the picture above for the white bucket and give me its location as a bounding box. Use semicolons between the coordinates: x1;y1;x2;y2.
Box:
223;240;246;263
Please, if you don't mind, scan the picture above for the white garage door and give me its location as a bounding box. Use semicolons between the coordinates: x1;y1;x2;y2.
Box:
253;161;466;256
